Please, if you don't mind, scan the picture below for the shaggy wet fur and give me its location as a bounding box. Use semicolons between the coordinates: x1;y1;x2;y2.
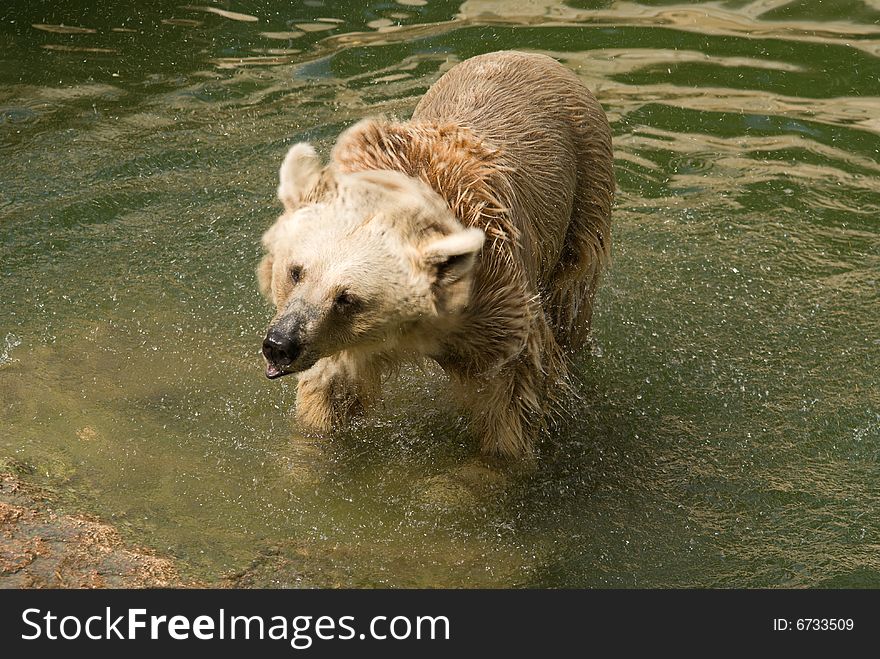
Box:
259;51;614;459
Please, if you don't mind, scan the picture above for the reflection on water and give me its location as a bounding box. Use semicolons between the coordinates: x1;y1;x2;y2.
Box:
1;0;878;587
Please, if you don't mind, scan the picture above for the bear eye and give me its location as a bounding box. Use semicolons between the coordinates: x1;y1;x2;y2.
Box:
334;291;359;309
289;265;303;285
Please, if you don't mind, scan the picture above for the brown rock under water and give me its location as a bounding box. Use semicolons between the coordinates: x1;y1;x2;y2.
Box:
0;472;192;588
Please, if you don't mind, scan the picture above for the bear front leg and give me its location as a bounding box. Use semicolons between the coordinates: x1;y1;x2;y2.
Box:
458;364;542;460
295;353;380;432
451;319;570;460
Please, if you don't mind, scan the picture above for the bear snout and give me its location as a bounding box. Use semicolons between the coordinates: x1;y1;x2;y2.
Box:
262;329;301;379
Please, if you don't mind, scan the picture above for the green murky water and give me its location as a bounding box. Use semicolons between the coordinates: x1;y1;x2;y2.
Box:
1;0;878;587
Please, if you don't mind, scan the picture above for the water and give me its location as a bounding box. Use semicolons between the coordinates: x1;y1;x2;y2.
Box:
1;0;878;587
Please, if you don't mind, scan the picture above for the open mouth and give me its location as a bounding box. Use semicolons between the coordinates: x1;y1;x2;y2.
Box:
265;362;293;380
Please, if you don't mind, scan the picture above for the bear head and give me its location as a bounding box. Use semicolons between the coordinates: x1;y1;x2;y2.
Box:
257;140;485;379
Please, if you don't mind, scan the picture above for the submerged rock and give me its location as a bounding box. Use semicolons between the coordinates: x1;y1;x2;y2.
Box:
0;471;193;588
412;458;511;512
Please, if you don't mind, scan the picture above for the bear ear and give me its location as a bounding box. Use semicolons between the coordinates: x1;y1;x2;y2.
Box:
277;142;323;211
422;228;486;289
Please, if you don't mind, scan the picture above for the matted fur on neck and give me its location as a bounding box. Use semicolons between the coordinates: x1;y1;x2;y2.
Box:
331;119;520;258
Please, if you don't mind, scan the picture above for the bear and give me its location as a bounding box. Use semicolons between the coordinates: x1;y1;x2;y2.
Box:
257;50;614;459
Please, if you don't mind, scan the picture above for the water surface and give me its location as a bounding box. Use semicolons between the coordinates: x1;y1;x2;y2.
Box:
1;0;878;587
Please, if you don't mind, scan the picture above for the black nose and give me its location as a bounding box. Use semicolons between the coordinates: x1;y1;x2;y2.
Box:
262;329;301;366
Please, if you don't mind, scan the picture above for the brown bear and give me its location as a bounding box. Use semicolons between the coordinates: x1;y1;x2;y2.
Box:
257;50;614;459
